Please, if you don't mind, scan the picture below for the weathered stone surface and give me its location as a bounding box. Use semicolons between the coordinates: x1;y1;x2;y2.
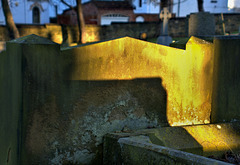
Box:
118;137;230;165
104;122;240;164
188;12;215;37
148;127;203;155
211;36;240;123
104;134;231;165
0;43;22;165
61;36;214;126
147;122;240;157
183;122;240;156
2;34;239;164
9;34;58;44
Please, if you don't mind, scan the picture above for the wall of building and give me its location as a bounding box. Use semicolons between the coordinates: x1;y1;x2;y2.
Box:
134;14;159;22
82;3;99;25
133;0;160;14
172;0;233;17
26;1;50;24
0;0;50;25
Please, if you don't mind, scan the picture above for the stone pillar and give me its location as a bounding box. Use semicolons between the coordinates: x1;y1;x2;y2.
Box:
211;36;240;123
0;37;23;165
0;34;60;165
188;12;215;37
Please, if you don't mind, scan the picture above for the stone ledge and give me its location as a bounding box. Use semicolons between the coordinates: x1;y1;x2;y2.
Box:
104;122;240;164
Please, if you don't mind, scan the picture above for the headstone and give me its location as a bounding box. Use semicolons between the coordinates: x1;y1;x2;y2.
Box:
157;7;173;46
188;12;215;37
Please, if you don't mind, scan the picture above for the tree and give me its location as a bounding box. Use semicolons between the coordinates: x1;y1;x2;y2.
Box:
160;0;169;10
159;0;204;13
197;0;204;12
59;0;85;44
76;0;85;44
1;0;20;39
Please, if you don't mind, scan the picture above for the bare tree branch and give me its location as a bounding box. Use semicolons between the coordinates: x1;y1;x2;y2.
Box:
197;0;204;12
59;0;85;44
60;0;73;9
1;0;20;39
76;0;85;44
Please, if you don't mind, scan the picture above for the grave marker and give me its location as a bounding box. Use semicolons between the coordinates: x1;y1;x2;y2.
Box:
188;12;215;37
157;7;173;46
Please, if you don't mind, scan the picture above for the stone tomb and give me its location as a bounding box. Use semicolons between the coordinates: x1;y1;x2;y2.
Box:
0;35;240;164
188;12;215;37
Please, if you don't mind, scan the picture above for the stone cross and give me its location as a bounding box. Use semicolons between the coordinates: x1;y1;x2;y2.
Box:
160;7;172;36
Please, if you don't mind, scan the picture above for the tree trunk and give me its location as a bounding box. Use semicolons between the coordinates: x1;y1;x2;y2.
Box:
197;0;204;12
1;0;20;39
76;0;85;44
160;0;168;10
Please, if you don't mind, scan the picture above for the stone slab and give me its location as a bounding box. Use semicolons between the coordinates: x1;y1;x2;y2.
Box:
104;132;232;165
148;127;203;155
145;122;240;156
104;122;240;164
118;137;231;165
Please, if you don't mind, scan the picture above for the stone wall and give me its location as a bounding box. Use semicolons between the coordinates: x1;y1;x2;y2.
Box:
0;24;63;43
1;34;240;164
100;22;161;40
169;13;240;37
215;13;240;34
0;34;217;164
0;13;239;45
168;17;188;37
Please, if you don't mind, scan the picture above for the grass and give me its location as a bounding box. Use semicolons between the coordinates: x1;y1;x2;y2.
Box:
147;37;187;44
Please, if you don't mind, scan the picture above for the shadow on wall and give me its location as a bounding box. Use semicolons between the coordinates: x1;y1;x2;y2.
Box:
23;78;169;164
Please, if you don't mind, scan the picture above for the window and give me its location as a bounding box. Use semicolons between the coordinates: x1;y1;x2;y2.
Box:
103;14;128;17
136;16;144;22
211;0;217;3
139;0;142;7
32;7;40;24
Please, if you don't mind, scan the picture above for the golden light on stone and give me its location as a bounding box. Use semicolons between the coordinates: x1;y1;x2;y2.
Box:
61;36;214;126
183;124;240;156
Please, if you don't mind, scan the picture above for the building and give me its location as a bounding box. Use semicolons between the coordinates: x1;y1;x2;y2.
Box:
0;0;51;25
58;0;161;25
228;0;240;12
83;1;135;25
1;0;239;26
121;0;240;18
58;1;135;25
172;0;240;17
